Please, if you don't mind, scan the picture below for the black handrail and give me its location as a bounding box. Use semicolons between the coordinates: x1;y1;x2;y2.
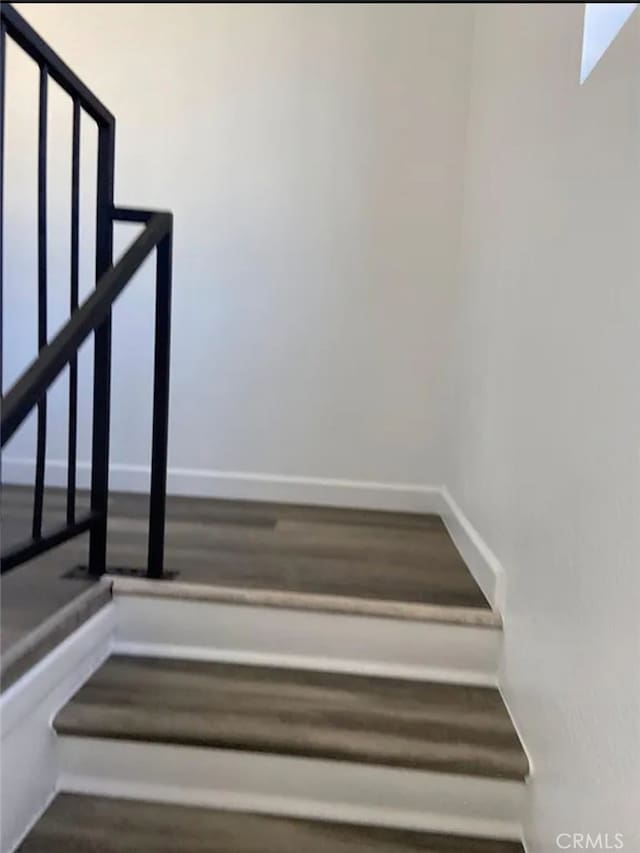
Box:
0;2;113;125
0;5;173;580
1;213;172;447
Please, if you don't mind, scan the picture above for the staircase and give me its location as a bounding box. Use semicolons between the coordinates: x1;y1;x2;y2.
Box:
12;591;529;852
3;508;529;851
0;8;529;851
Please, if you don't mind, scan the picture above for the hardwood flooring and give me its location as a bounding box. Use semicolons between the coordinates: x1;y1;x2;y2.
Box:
55;655;528;780
2;484;489;659
1;486;93;651
17;794;525;852
106;491;490;609
0;582;111;691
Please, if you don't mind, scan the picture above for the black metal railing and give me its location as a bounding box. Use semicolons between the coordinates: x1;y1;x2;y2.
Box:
0;4;173;579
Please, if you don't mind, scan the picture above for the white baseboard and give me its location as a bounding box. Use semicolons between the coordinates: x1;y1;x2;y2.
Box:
58;737;525;841
439;488;505;613
2;457;443;513
0;605;115;853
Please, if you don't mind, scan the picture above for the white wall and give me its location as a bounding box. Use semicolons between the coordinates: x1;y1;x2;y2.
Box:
4;3;472;498
447;5;640;850
4;3;640;848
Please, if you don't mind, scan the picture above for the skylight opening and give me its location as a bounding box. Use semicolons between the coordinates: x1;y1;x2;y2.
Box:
581;3;637;83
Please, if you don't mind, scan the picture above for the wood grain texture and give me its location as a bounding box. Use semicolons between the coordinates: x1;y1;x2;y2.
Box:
1;487;94;652
17;794;525;852
0;582;111;692
2;485;489;651
104;496;490;610
55;656;528;780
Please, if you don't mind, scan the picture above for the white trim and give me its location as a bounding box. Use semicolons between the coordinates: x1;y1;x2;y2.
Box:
0;605;115;853
499;686;536;787
3;790;57;853
57;737;525;841
440;488;505;613
113;594;502;686
497;689;534;853
2;457;443;513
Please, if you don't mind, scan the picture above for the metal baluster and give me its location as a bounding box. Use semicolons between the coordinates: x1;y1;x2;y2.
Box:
32;64;48;540
147;227;172;579
87;119;114;575
66;98;80;524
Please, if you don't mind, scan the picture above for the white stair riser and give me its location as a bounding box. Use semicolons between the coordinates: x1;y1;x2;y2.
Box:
57;736;525;842
114;595;502;685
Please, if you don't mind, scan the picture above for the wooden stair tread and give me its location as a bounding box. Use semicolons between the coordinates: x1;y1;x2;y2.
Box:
17;793;525;852
54;655;528;781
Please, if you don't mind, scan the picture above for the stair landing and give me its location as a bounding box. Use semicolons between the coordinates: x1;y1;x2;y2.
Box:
1;486;493;689
2;486;489;613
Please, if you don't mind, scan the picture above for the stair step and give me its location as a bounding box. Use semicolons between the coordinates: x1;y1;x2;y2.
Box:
112;575;500;626
54;655;528;780
18;793;525;852
112;584;502;685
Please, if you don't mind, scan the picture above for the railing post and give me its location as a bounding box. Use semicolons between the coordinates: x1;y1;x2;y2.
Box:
88;119;114;576
33;64;48;540
67;98;81;525
147;225;173;579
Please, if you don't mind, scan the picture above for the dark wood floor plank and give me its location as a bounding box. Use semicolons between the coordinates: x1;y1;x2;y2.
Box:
17;794;525;852
0;582;111;691
0;535;93;651
2;484;489;664
55;656;528;780
105;543;486;608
